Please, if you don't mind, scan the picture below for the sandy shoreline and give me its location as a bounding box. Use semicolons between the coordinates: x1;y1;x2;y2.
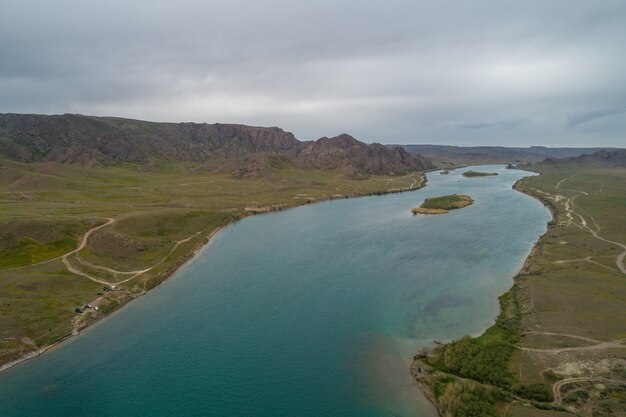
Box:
0;178;428;376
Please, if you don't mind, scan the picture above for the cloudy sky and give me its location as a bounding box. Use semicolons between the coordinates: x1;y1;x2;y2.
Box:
1;0;625;146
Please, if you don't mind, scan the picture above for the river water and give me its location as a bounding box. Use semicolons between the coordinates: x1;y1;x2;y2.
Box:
0;165;550;416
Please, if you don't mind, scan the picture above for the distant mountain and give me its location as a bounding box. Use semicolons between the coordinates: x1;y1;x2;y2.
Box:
537;149;626;167
392;144;620;166
0;114;432;176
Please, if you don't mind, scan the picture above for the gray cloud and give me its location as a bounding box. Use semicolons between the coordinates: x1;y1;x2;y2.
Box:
457;119;528;130
1;0;625;146
567;106;626;127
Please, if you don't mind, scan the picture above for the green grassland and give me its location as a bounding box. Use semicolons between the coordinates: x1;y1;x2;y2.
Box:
416;163;626;417
412;194;473;214
0;157;423;367
422;194;474;210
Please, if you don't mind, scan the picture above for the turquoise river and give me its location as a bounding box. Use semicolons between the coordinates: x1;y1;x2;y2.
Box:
0;165;551;416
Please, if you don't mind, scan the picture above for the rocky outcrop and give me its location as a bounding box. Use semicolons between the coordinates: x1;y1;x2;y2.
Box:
296;134;433;175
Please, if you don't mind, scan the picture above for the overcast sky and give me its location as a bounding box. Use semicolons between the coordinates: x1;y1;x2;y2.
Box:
1;0;625;146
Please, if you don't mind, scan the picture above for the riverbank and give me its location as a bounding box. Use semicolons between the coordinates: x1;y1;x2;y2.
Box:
0;164;556;416
413;162;626;416
0;173;428;374
411;168;555;417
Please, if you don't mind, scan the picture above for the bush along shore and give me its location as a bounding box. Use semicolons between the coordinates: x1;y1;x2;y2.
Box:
412;289;562;417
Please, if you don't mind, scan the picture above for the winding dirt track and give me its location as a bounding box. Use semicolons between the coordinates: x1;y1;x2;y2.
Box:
552;175;626;275
62;226;202;286
517;339;626;354
520;332;626;408
555;256;618;273
74;255;150;276
110;231;202;285
0;218;116;273
565;195;626;274
552;377;626;406
62;255;112;286
1;213;209;287
524;331;606;344
0;218;119;286
408;173;424;189
60;218;118;285
517;331;625;354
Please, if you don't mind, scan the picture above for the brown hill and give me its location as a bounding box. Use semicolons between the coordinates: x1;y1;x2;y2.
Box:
297;134;430;175
0;113;432;175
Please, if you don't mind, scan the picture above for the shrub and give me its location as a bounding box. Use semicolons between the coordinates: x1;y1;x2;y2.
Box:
433;335;515;387
512;383;553;402
438;380;498;417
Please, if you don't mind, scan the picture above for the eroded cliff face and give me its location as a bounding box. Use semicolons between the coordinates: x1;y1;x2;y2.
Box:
0;113;433;175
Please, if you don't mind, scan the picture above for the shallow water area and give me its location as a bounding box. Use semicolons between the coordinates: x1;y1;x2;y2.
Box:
0;165;550;416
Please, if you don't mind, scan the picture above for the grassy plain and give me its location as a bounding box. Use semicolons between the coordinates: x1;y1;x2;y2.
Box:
416;163;626;417
0;157;423;367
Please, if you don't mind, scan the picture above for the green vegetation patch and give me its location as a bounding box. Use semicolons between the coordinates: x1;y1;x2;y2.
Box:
433;334;515;387
0;237;75;268
420;286;555;417
430;290;520;387
412;194;473;214
80;210;233;271
438;380;500;417
463;170;498;177
0;220;93;268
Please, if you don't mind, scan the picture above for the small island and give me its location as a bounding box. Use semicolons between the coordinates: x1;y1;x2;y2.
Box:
411;194;474;215
462;170;498;177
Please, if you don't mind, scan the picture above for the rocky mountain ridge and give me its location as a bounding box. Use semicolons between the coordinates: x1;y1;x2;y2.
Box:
0;113;432;175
